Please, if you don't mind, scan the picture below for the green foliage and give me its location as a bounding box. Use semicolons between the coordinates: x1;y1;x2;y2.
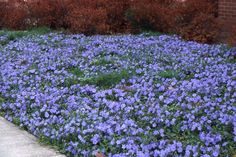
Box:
39;135;67;155
84;69;132;89
0;27;51;46
68;67;84;77
226;58;236;64
63;77;79;87
158;69;180;79
7;31;26;40
0;30;7;36
106;92;119;101
0;95;5;104
64;69;132;89
142;31;165;37
28;27;52;35
12;117;21;126
91;58;114;66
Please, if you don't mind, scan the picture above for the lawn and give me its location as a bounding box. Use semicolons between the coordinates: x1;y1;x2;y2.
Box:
0;30;235;157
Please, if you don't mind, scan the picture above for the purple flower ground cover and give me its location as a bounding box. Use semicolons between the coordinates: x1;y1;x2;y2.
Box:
0;32;236;157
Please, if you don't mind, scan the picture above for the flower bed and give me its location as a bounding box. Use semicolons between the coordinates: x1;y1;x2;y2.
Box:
0;32;236;156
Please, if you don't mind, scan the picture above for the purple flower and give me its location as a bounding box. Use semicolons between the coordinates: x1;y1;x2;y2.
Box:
44;112;49;118
0;32;235;156
91;134;100;145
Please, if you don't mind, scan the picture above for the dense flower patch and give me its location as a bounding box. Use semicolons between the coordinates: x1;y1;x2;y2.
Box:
0;32;236;157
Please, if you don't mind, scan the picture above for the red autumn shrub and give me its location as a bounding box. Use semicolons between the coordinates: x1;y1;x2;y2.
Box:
178;14;219;43
0;1;6;28
24;0;70;28
127;0;219;43
66;0;109;34
0;0;68;29
1;0;28;29
171;0;217;27
171;0;219;43
0;0;220;43
128;0;175;32
24;0;53;27
105;0;132;33
66;0;131;34
50;0;71;29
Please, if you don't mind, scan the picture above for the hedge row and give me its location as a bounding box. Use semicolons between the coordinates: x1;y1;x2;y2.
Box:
0;0;219;43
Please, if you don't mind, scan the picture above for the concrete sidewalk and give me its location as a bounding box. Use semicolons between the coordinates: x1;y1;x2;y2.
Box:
0;117;65;157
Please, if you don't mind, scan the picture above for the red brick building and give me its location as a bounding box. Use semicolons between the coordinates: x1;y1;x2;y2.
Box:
218;0;236;43
219;0;236;22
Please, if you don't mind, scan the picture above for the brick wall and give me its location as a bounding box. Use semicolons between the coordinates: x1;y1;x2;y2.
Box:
219;0;236;21
218;0;236;44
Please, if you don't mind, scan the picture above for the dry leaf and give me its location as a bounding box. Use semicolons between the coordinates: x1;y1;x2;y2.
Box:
95;152;106;157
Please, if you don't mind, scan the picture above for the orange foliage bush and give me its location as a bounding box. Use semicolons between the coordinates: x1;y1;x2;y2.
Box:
171;0;219;43
24;0;53;27
0;0;68;29
66;0;109;34
177;14;219;43
106;0;132;33
0;0;28;29
66;0;132;34
0;1;6;28
129;0;219;43
0;0;220;43
128;0;175;32
23;0;70;28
